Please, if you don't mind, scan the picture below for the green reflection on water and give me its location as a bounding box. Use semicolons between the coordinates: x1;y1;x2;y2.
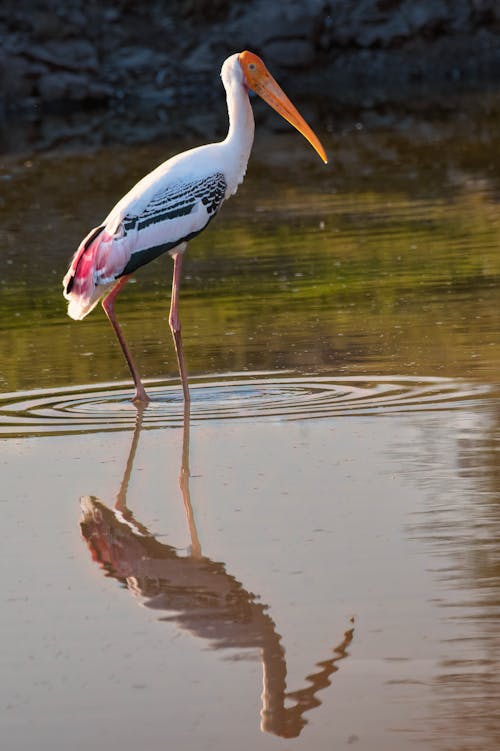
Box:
0;113;499;394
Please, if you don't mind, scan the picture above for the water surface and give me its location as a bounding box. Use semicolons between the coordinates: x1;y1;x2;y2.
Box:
1;96;499;750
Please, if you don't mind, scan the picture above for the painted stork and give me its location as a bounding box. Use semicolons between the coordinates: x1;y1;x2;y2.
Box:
63;51;327;404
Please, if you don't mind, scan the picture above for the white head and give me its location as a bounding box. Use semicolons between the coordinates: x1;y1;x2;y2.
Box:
220;51;328;164
220;53;245;91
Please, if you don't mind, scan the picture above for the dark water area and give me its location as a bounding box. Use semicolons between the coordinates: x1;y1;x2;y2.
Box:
1;91;500;393
1;91;499;750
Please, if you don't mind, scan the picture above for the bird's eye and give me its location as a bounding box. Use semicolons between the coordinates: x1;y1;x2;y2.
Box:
248;63;256;71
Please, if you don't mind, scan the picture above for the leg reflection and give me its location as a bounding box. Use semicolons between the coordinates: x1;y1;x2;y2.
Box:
79;406;354;738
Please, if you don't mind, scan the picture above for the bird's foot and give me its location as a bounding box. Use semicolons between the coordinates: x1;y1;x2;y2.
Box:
132;388;150;405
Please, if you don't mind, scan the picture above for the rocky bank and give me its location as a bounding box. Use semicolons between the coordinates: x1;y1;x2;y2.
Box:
1;0;500;151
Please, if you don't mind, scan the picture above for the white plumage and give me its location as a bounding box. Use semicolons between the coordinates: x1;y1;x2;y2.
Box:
62;51;327;403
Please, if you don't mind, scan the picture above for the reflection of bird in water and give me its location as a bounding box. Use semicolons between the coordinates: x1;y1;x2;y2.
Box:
63;51;327;404
79;406;354;738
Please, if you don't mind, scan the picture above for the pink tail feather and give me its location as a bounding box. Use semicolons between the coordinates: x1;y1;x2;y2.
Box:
63;226;113;320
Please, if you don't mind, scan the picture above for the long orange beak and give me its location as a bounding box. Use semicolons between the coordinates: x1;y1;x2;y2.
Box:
239;50;328;164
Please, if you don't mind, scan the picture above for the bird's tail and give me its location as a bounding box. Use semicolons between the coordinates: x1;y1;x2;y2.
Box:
63;225;114;320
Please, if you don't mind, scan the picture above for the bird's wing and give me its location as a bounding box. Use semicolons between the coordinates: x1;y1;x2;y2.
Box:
112;171;227;276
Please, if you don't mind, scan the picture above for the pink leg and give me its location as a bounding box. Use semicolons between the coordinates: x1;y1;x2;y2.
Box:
102;275;150;404
169;253;190;403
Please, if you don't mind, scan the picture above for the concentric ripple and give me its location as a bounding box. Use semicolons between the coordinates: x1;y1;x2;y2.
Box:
0;372;492;438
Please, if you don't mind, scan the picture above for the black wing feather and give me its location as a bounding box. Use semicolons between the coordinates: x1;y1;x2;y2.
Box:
119;172;227;276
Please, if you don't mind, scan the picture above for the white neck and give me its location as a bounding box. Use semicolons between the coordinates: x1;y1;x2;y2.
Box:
220;62;255;196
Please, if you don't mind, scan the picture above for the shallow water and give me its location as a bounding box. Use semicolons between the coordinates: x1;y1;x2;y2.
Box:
1;98;500;749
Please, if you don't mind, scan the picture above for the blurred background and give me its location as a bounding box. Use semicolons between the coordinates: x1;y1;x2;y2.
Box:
0;1;499;393
2;0;500;152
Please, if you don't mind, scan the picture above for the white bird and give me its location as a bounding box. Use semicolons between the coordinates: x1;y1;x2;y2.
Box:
63;51;327;404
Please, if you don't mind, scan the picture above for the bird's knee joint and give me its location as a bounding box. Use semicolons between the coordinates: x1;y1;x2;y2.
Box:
169;317;181;334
